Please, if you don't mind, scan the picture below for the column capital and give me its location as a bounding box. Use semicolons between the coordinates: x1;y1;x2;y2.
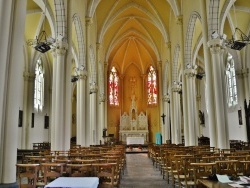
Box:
141;74;147;79
176;16;183;25
207;39;224;54
51;48;57;58
162;94;170;103
23;71;35;81
184;68;197;78
166;42;171;49
196;94;201;101
55;41;68;55
96;43;102;50
79;70;88;80
236;68;249;78
86;17;93;26
172;85;182;93
158;61;162;69
120;74;125;80
90;82;98;94
242;68;249;77
99;93;106;102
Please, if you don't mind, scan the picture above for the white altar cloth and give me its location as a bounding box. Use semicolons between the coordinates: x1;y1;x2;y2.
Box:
45;177;99;188
126;137;144;145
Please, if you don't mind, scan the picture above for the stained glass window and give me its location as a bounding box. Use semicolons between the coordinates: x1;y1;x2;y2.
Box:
109;66;119;106
147;65;157;105
226;53;237;107
34;58;44;111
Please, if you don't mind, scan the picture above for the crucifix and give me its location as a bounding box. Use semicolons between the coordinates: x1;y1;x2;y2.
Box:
161;113;166;124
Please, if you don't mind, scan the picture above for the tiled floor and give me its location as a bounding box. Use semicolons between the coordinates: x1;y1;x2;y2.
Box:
120;153;168;188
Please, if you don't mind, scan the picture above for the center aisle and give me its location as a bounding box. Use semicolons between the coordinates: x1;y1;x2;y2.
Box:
120;153;168;188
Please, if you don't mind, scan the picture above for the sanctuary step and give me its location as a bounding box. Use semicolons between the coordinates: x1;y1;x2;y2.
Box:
125;144;148;154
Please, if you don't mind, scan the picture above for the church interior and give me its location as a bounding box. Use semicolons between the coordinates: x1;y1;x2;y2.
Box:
1;0;250;187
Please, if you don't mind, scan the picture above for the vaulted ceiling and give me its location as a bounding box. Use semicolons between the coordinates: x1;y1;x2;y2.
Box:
94;0;174;74
25;0;250;73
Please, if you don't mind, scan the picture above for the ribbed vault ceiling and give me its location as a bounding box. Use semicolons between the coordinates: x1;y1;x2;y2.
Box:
95;0;172;74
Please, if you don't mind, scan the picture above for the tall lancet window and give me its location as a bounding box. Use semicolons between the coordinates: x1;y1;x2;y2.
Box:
109;66;119;106
226;53;238;107
147;65;157;105
34;58;44;111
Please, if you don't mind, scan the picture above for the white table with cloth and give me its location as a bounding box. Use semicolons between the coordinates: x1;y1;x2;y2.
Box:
126;137;144;145
45;177;99;188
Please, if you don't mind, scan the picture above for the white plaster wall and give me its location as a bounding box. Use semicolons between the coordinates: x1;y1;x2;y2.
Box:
227;110;246;141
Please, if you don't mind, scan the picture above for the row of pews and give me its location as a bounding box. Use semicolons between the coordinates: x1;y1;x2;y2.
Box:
16;144;126;188
148;143;250;187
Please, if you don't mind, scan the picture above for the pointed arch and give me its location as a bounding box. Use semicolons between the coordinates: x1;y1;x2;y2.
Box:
54;0;67;37
72;14;86;67
172;45;180;84
184;12;201;68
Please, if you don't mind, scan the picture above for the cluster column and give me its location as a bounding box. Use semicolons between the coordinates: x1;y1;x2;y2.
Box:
21;72;35;149
208;39;229;149
185;69;198;145
52;40;69;151
77;69;87;146
0;0;27;186
162;94;171;142
171;85;182;144
89;83;98;145
99;93;106;143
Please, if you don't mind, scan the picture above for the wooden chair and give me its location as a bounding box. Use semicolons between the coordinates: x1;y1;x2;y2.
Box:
41;163;65;185
16;164;40;188
215;160;238;176
239;161;250;176
66;164;93;177
93;163;119;188
179;158;196;188
191;162;216;186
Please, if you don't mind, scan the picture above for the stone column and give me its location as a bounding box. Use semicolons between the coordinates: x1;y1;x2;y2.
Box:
236;69;248;141
104;62;108;133
64;0;73;151
85;17;92;146
171;85;181;144
99;93;106;143
53;40;68;151
0;0;26;186
185;69;198;146
141;74;147;109
200;0;217;147
78;69;87;146
208;39;229;149
157;61;164;141
176;88;182;144
120;75;124;112
183;73;190;146
176;15;188;146
242;68;250;101
162;94;171;142
51;49;57;150
21;72;34;149
89;83;98;145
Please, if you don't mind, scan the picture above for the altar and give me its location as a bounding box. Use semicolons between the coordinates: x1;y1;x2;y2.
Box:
119;95;149;144
126;137;144;145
